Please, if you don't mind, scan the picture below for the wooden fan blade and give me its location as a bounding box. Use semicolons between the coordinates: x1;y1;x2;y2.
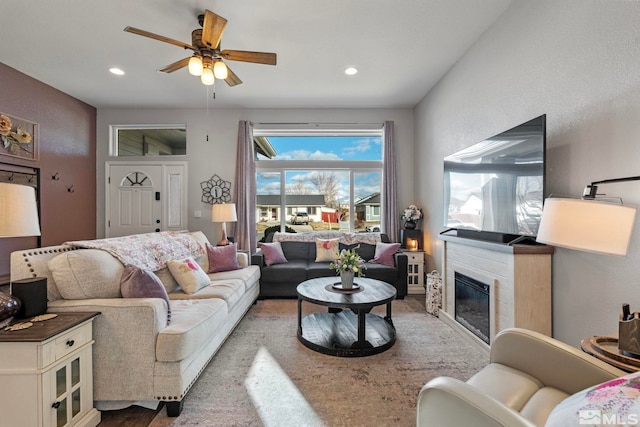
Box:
201;10;227;49
224;66;243;86
220;50;277;65
159;57;191;73
124;26;194;50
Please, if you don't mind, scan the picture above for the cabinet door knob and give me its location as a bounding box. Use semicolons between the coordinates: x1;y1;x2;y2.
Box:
66;340;75;347
52;401;61;409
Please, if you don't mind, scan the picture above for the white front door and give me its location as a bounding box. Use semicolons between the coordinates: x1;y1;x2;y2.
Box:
108;164;163;237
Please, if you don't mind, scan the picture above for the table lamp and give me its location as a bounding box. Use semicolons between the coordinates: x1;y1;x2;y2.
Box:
0;183;42;323
211;203;237;246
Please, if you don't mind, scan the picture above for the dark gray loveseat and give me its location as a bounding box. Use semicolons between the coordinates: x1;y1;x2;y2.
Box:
252;232;408;299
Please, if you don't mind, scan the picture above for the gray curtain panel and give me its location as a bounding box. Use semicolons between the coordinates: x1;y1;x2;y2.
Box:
382;121;399;242
233;121;257;252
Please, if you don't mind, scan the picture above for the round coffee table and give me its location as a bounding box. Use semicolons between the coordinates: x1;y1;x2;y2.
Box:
296;276;397;357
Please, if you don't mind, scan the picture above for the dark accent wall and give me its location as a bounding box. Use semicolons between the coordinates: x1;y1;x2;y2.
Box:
0;63;96;282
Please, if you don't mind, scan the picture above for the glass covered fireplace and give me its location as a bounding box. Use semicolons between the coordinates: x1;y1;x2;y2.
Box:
454;272;490;344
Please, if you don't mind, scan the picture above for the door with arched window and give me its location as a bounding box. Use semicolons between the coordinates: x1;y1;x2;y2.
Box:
106;162;187;237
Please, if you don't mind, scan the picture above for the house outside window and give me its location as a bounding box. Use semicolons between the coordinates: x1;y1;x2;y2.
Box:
254;125;384;241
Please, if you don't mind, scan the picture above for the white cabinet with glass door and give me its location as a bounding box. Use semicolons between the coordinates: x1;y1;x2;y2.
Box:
0;312;100;427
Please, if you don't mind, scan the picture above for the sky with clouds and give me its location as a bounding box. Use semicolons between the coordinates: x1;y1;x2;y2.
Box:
256;136;382;203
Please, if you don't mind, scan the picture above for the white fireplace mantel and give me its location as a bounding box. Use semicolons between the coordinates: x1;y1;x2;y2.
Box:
439;232;554;351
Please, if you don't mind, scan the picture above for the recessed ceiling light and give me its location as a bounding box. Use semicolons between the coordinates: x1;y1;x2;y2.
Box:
344;67;358;76
109;67;125;76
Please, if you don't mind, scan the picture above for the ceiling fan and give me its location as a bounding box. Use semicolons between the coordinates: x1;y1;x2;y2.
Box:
124;9;277;87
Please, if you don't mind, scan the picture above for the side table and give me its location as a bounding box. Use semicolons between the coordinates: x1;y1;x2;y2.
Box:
581;336;640;373
0;312;101;427
403;250;425;294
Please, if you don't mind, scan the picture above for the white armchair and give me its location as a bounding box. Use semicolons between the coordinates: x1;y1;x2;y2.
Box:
417;328;626;427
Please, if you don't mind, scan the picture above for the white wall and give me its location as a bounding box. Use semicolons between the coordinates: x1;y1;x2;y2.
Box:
415;0;640;346
97;107;414;244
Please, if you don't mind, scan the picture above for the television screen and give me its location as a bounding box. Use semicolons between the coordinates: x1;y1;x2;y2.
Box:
443;115;546;239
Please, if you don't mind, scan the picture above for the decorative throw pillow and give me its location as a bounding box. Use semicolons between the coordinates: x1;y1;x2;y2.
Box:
370;242;401;267
545;370;640;427
206;243;240;273
120;266;171;323
48;249;124;300
166;257;210;294
258;242;288;266
315;238;340;262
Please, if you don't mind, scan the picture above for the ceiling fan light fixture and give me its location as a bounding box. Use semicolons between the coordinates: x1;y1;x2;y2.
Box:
201;67;215;85
188;56;203;76
213;61;228;79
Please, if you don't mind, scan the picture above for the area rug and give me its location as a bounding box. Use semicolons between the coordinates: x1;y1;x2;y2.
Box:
146;296;489;427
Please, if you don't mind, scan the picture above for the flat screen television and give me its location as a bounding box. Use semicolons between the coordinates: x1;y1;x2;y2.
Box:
443;115;546;243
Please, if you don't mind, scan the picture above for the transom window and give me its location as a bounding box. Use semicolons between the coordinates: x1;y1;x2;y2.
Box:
254;125;384;240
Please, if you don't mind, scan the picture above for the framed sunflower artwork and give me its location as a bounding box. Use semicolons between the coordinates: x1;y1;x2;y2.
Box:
0;113;38;161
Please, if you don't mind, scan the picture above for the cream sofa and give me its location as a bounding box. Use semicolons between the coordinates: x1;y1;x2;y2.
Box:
417;328;626;426
10;231;260;416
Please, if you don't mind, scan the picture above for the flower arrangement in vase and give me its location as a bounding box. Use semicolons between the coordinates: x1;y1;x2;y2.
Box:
401;204;423;229
330;247;366;289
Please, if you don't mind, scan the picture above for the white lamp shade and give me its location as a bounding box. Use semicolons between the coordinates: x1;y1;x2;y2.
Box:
211;203;237;223
213;61;228;80
0;183;41;237
188;56;203;76
536;197;636;256
201;67;215;85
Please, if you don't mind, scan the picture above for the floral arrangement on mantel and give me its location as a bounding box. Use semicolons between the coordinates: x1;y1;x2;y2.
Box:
400;205;423;228
329;247;366;277
0;114;32;157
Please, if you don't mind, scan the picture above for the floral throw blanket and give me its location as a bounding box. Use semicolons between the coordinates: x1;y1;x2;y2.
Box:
545;370;640;426
67;231;204;271
273;231;382;245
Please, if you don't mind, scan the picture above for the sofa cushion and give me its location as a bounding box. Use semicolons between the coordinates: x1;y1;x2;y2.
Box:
167;257;210;294
168;279;245;309
281;241;311;261
120;266;171;323
467;363;543;411
207;265;261;292
340;243;376;261
520;386;568;427
370;242;401;267
48;249;124;299
307;262;335;279
315;238;340;262
363;263;398;284
258;242;288;266
206;243;240;273
156;298;228;362
261;260;308;284
188;230;211;272
154;267;180;293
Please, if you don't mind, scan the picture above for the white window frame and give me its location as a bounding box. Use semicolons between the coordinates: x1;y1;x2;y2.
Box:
254;124;384;233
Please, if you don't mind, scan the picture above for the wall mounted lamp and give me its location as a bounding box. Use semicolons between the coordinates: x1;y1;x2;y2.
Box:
536;176;639;256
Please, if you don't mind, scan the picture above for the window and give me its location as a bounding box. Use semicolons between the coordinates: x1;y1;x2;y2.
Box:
110;125;186;157
254;125;384;241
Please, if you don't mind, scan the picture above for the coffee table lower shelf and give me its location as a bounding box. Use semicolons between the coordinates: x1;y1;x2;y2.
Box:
298;310;396;357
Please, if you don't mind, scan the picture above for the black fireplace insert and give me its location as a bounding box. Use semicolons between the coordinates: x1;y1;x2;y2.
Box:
454;272;490;344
